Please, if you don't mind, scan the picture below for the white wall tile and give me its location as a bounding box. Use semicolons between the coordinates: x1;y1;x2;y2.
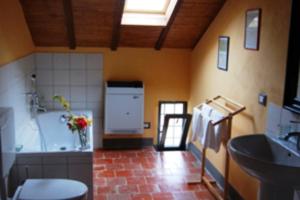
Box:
70;54;85;70
87;102;102;118
87;86;102;102
0;54;35;147
266;103;281;135
92;117;102;148
70;86;86;102
37;86;54;102
87;70;102;86
87;54;103;70
36;70;53;86
54;70;69;86
34;52;104;148
54;86;70;100
71;102;87;110
70;70;86;86
35;53;52;70
44;101;54;110
54;53;69;70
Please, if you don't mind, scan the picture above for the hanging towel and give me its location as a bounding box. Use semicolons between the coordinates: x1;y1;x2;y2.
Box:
206;109;228;152
191;104;213;147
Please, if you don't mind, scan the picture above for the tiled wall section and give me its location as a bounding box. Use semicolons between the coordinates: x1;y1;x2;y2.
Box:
0;54;40;148
35;53;104;148
266;102;300;143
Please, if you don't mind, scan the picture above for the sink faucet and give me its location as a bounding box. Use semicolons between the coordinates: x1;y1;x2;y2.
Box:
282;132;300;150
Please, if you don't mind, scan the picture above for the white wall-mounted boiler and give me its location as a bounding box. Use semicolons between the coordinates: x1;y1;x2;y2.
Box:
104;81;144;134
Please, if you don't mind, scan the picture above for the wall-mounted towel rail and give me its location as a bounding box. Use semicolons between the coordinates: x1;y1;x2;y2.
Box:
189;95;246;200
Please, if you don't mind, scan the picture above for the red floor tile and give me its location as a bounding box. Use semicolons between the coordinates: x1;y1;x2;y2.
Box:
126;177;146;185
152;192;174;200
106;194;131;200
93;147;218;200
138;184;160;193
194;191;215;200
118;185;139;194
106;177;126;186
132;193;152;200
115;170;134;177
98;170;115;178
173;191;197;200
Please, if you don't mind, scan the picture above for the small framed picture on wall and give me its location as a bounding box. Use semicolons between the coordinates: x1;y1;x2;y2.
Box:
217;36;230;71
244;8;262;50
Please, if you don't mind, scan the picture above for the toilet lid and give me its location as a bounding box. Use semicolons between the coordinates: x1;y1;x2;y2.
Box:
18;179;88;200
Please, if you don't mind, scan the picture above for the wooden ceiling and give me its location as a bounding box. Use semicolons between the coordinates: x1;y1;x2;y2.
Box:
20;0;225;50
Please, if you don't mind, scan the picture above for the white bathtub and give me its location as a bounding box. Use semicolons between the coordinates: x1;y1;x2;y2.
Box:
19;110;93;153
11;110;94;200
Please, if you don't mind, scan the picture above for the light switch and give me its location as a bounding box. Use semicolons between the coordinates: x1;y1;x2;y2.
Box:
258;92;267;106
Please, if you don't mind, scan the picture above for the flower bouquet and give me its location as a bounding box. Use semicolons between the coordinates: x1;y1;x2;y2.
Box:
53;95;92;150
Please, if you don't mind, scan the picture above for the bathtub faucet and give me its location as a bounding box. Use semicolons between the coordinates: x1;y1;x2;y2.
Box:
26;92;47;114
60;114;69;123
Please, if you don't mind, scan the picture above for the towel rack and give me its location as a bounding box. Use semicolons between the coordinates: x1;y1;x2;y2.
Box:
189;95;246;200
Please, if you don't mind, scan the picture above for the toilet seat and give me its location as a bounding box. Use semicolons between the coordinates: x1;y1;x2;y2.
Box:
15;179;88;200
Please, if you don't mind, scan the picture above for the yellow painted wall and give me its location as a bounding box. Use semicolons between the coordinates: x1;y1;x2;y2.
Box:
36;47;191;142
4;0;293;198
189;0;291;199
0;0;34;66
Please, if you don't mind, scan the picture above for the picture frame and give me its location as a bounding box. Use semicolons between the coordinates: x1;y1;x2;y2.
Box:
217;36;230;71
244;8;262;50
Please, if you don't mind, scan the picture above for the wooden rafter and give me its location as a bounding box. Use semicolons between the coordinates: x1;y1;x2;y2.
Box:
111;0;125;51
155;0;183;50
63;0;76;49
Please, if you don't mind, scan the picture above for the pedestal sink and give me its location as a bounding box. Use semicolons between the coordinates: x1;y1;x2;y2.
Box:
228;134;300;200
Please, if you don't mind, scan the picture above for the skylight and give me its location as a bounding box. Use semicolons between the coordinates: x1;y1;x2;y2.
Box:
121;0;178;26
125;0;169;14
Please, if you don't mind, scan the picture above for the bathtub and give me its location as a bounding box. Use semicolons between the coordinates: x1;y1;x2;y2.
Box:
10;110;94;200
37;110;94;152
18;110;93;152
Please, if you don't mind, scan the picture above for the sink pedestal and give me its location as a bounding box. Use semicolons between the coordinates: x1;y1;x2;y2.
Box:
259;182;294;200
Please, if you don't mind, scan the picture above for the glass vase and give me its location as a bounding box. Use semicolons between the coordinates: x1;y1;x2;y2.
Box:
78;129;89;150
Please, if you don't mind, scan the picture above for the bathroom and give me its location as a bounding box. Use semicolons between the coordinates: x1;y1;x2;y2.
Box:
0;0;299;199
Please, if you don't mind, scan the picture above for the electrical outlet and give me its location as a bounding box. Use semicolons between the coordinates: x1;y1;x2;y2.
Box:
144;122;151;129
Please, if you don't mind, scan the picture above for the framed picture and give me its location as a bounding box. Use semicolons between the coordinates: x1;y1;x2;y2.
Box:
217;36;230;71
244;8;262;50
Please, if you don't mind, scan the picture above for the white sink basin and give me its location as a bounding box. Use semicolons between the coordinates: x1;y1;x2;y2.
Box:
228;134;300;200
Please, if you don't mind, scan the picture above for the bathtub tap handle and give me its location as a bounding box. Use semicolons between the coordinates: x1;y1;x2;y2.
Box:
60;114;68;123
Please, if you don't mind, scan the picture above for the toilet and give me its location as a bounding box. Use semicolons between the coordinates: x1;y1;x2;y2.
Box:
0;108;88;200
13;179;87;200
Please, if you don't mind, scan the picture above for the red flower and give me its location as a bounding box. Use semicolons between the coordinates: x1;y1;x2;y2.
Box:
67;123;72;129
75;117;88;129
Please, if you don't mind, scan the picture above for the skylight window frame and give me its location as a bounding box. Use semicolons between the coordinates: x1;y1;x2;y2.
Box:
121;0;178;27
124;0;171;15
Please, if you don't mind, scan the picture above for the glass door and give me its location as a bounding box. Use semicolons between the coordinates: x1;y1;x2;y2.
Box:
157;101;190;150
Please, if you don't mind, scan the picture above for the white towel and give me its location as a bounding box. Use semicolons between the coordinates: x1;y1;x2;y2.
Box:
191;107;202;142
206;109;228;152
191;104;228;152
191;104;213;146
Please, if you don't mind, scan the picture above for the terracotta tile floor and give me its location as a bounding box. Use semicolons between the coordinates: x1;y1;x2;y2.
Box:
93;147;216;200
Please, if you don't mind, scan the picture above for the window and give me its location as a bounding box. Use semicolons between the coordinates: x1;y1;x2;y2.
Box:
158;101;187;148
121;0;178;26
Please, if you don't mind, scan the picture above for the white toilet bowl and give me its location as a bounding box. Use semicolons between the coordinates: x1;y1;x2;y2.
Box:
13;179;88;200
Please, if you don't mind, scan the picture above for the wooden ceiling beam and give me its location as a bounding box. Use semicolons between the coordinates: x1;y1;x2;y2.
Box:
192;2;225;49
111;0;125;51
63;0;76;49
155;0;183;50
